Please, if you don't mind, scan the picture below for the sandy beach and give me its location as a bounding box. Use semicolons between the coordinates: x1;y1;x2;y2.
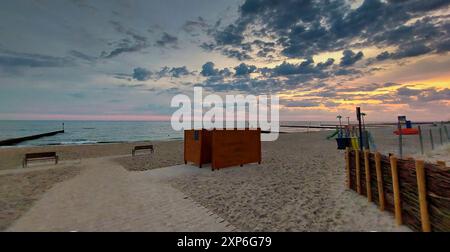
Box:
0;127;448;231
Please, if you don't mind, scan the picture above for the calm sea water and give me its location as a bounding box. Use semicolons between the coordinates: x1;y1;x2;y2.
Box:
0;121;183;146
0;120;334;146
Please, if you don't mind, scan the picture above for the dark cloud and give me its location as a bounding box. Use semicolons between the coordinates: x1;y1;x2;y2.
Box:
167;66;192;78
316;58;335;69
395;86;450;103
340;50;364;66
221;48;252;61
214;24;245;46
154;66;194;78
0;50;73;69
200;61;231;77
374;43;433;62
207;0;450;61
262;57;337;80
397;86;425;96
436;38;450;53
182;16;209;34
132;67;152;81
200;42;216;51
234;63;257;76
101;21;149;58
155;32;178;48
69;50;97;62
417;88;450;102
130;66;193;81
101;43;146;58
334;68;361;76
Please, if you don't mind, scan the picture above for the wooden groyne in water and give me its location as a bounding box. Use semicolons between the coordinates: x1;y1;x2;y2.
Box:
0;130;64;146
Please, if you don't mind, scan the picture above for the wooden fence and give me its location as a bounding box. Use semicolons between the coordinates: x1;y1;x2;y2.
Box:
346;147;450;232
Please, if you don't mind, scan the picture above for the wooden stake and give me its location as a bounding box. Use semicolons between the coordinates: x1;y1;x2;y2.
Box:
364;149;372;202
375;152;385;211
355;149;361;194
346;147;351;189
390;155;402;225
415;160;431;232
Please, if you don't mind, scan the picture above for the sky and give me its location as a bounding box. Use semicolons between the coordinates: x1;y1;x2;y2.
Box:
0;0;449;122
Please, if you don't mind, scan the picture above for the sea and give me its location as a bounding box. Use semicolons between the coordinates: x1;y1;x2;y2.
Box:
0;120;332;147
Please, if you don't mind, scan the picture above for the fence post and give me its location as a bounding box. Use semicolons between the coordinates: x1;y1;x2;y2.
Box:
415;160;431;232
364;149;372;202
346;147;351;189
429;129;434;150
355;149;361;194
390;155;402;225
418;125;424;155
375;152;385;211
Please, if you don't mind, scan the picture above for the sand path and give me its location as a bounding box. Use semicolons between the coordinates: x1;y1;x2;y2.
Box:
7;157;235;231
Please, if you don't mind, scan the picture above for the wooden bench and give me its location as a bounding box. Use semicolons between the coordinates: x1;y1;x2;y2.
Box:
23;152;58;167
132;145;154;156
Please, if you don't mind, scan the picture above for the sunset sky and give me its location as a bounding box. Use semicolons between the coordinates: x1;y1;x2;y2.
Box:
0;0;449;122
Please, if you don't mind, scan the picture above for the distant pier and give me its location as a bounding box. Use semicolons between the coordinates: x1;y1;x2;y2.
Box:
0;130;64;146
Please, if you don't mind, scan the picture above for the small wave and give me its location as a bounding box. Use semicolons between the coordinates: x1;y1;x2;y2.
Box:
59;140;99;145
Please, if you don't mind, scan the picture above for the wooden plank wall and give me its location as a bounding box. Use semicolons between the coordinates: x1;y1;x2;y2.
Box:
184;130;203;167
211;128;261;170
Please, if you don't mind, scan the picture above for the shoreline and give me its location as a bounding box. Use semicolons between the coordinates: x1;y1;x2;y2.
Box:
0;137;184;149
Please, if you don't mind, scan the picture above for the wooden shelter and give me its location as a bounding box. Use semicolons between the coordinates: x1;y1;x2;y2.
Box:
184;128;261;170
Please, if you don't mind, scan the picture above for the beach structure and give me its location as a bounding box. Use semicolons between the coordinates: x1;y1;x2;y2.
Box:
393;116;419;157
23;152;59;168
184;128;261;170
132;145;154;156
346;148;450;232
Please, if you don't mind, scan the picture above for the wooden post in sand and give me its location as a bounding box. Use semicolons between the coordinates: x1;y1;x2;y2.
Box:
355;149;361;194
415;160;431;232
364;149;372;202
390;155;402;225
375;152;385;211
346;147;351;189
